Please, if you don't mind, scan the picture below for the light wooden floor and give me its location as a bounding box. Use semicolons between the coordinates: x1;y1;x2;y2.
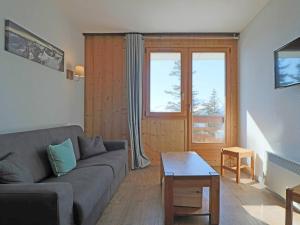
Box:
97;166;300;225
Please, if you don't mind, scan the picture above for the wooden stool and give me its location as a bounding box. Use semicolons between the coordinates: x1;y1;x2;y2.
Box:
286;185;300;225
221;147;255;183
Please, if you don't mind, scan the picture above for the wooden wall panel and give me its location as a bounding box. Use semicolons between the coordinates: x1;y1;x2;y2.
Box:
144;38;238;49
85;35;238;167
85;36;128;140
142;118;186;165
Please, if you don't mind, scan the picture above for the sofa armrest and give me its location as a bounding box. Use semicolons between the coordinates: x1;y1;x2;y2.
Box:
104;140;128;152
0;182;73;225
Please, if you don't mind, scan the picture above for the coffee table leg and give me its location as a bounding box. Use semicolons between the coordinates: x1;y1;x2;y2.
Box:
210;176;220;225
164;175;173;225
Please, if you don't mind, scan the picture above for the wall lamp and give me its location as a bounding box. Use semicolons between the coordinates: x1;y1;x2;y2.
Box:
66;65;85;81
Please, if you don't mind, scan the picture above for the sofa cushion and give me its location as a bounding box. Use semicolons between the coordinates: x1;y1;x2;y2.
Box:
43;165;114;225
47;139;77;177
0;125;83;182
77;150;127;176
0;152;33;183
78;136;107;159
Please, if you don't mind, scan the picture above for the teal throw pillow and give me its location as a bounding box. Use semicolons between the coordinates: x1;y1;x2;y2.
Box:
47;138;76;177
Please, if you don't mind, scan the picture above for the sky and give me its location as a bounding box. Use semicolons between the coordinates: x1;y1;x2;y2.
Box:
150;53;225;114
278;57;300;85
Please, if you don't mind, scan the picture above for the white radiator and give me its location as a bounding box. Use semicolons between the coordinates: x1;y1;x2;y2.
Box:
266;152;300;200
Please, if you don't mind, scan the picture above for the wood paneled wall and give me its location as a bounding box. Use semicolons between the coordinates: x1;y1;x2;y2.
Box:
84;36;186;164
85;35;238;166
142;118;186;165
85;36;128;140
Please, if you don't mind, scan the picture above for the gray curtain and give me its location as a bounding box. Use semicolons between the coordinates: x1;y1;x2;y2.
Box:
125;33;151;169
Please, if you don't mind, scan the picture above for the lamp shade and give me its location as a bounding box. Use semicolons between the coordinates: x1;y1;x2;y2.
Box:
74;65;84;77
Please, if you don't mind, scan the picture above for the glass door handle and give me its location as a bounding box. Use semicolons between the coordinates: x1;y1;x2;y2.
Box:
187;104;192;113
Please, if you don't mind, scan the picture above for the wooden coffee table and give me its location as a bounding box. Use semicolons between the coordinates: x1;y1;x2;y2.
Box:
161;151;220;225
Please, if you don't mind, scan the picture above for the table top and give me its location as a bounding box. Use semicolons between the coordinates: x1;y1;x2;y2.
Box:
161;151;218;177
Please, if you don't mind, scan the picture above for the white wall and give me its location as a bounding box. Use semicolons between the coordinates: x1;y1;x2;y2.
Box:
239;0;300;189
0;0;84;134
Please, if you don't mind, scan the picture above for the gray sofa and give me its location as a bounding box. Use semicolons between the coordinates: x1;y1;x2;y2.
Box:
0;125;128;225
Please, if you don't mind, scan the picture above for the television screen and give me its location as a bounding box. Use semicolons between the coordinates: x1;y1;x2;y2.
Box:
275;37;300;88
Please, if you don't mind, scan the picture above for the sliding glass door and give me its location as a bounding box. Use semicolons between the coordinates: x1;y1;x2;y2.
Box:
144;44;237;166
187;49;231;161
190;52;226;144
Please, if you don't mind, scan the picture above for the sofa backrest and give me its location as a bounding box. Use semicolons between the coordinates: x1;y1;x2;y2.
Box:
0;125;83;182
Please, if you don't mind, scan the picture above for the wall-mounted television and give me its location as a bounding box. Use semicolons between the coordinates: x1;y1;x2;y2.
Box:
275;37;300;88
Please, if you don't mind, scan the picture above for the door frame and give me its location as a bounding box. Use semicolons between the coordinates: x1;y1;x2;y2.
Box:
187;47;232;152
143;38;238;166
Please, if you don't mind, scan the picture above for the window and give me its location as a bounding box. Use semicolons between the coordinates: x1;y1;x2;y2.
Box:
191;52;226;143
143;39;238;163
146;51;184;116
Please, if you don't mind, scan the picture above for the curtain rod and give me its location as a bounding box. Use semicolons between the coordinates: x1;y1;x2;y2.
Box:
83;32;239;39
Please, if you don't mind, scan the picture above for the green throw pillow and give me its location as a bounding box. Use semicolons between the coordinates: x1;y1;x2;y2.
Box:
47;138;76;177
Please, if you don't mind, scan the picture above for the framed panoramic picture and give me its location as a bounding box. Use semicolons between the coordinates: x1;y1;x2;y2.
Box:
4;20;64;72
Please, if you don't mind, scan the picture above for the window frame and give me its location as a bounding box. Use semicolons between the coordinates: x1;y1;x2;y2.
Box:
143;48;187;118
190;50;227;145
187;48;231;148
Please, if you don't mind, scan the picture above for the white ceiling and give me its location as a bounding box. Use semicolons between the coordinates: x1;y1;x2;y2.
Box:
60;0;270;33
